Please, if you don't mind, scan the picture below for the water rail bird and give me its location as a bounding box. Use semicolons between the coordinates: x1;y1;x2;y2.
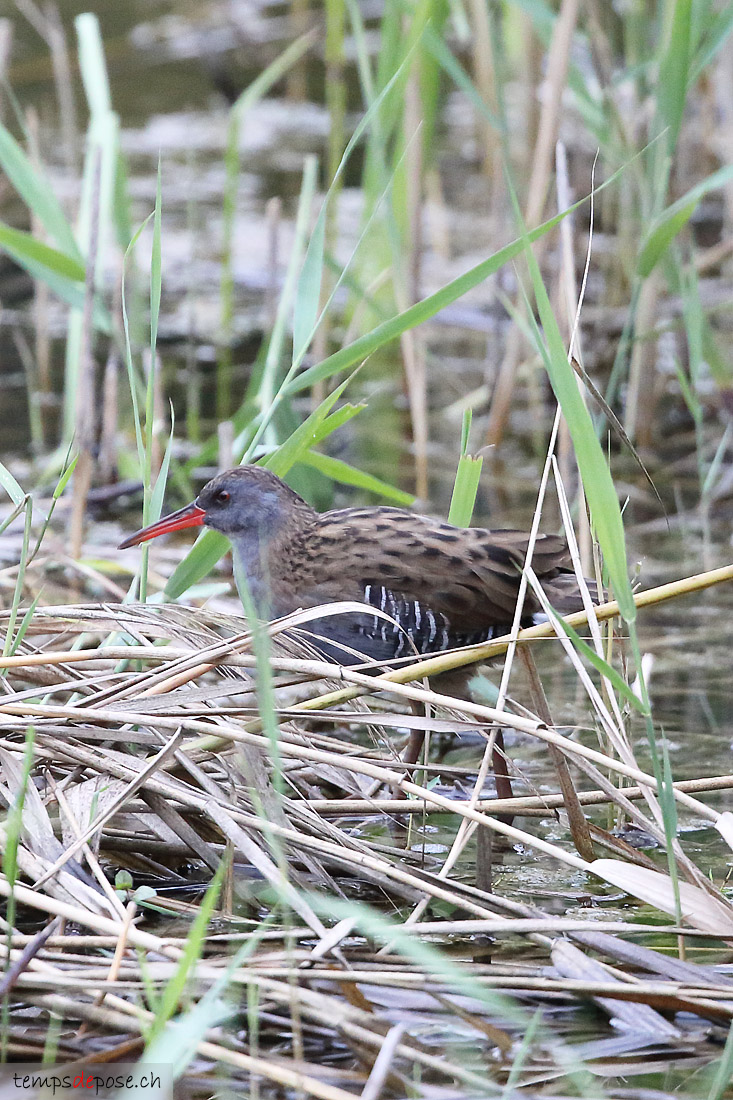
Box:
119;464;589;663
119;465;592;776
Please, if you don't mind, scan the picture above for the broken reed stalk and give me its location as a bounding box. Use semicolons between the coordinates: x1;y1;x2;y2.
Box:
305;773;733;817
0;563;730;817
2;677;726;894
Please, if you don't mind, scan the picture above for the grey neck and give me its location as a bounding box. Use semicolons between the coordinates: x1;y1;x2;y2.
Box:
231;532;274;619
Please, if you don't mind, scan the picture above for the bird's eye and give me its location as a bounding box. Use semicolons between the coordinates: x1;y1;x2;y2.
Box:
215;490;230;504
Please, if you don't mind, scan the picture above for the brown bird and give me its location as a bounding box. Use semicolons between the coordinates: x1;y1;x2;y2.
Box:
119;464;589;670
120;463;597;824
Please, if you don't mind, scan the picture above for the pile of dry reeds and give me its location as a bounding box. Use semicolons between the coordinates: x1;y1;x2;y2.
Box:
1;589;733;1095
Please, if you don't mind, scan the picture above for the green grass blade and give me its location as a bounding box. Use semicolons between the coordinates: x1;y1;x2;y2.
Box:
707;1021;733;1100
53;453;79;499
501;1011;543;1099
448;409;482;526
150;418;176;526
75;12;111;114
292;167;326;364
257;155;318;443
8;594;41;658
3;498;33;657
657;0;693;154
0;499;29;539
149;160;162;358
162;530;230;600
264;380;358;476
691;4;733;81
230;32;314;119
423;24;501;129
638;163;733;276
515;213;635;622
447;454;482;526
287;162;630;397
121;213;156;468
0;462;27;507
658;738;681;922
3;728;35;887
299;450;415;504
0;223;92;311
137;163;164;602
545;604;648;716
0;123;81;259
24;451;78;563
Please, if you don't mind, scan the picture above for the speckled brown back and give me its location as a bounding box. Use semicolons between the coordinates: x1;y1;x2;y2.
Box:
267;504;591;661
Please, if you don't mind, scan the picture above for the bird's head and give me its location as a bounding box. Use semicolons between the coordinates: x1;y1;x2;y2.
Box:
118;466;310;549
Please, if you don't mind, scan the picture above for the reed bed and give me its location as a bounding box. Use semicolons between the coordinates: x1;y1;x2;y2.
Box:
2;0;733;1095
0;582;732;1094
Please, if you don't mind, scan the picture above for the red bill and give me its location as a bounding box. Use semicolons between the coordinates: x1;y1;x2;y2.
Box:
118;502;206;549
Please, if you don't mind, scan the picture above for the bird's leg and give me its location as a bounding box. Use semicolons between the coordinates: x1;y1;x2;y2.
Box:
403;714;426;768
389;704;427;801
431;667;514;812
518;646;595;861
490;728;514;813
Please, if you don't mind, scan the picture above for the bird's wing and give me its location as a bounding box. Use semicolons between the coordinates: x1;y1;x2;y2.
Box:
296;508;577;637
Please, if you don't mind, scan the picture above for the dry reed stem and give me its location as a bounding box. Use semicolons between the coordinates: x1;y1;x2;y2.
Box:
0;877;496;1094
431;406;568;913
305;772;733;816
1;559;732;1068
12;967;733;1019
24;991;362;1100
2;681;729;923
4;871;733;1090
0;679;719;864
1;583;730;834
5;914;733;1026
6;944;733;1004
4;733;515;919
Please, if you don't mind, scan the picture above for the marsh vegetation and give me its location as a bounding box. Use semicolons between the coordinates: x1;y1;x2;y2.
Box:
2;1;733;1096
